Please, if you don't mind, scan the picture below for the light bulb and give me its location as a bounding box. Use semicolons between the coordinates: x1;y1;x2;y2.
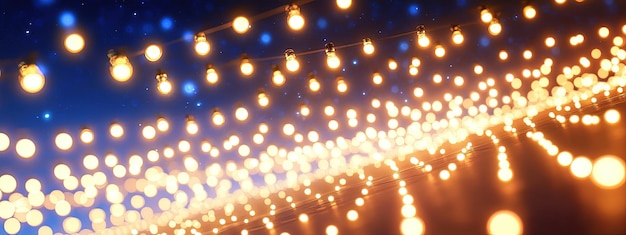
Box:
337;0;352;9
156;71;172;95
363;38;375;55
240;56;254;76
434;44;446;57
232;16;250;34
206;65;218;84
272;66;286;86
186;116;198;135
336;77;348;93
372;72;383;85
488;19;502;36
451;25;464;45
145;44;162;62
258;91;269;107
325;42;340;69
18;63;45;94
480;8;493;23
416;25;430;47
64;33;85;53
308;74;321;92
108;51;133;82
286;4;305;31
523;5;537;19
212;110;225;126
194;33;210;56
284;49;300;72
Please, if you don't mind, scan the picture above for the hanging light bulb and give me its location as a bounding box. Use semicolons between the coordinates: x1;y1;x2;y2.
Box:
434;43;446;58
212;109;225;126
325;42;341;69
363;38;375;55
155;70;172;95
336;76;348;93
337;0;352;9
257;89;269;107
488;18;502;36
206;64;218;84
108;50;133;82
372;72;383;85
240;54;254;76
145;44;162;62
284;49;300;72
18;62;45;94
480;7;493;23
416;25;430;48
308;73;321;92
286;4;305;31
232;16;250;34
523;4;537;19
194;33;211;56
186;115;199;135
451;25;464;45
272;65;286;86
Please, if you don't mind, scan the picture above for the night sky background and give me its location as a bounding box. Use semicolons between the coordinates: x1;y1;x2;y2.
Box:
1;0;626;234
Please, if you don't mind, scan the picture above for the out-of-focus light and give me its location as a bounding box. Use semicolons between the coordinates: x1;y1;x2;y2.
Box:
337;0;352;9
604;109;620;124
598;26;610;38
545;37;556;47
336;77;348;93
326;42;341;69
488;19;502;35
257;90;269;107
240;55;254;76
235;106;249;122
308;73;321;92
64;33;85;53
272;66;286;86
109;123;124;139
363;38;375;54
284;49;300;72
325;225;338;235
372;72;383;85
186;116;199;135
487;210;523;235
55;132;73;151
480;8;493;23
591;155;625;189
80;128;94;144
400;217;425;235
157;117;169;132
388;59;398;70
206;64;219;84
15;138;36;159
286;4;305;31
499;50;509;60
194;33;211;56
108;51;133;82
416;25;430;47
523;5;537;19
451;25;464;45
434;44;445;58
212;109;226;126
155;71;172;95
18;62;45;94
145;44;162;62
555;0;566;4
233;16;250;34
570;156;593;178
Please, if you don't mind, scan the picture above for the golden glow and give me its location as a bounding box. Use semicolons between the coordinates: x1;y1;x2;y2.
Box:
109;54;133;82
142;125;156;140
480;8;493;23
372;72;383;85
337;0;352;9
451;25;464;44
417;25;430;48
287;5;305;31
545;37;556;47
0;175;17;193
212;110;225;126
235;106;249;121
363;38;375;54
15;138;36;159
64;33;85;53
194;33;211;56
488;19;502;36
258;92;270;107
487;210;523;235
273;68;286;87
206;65;219;84
400;217;425;235
325;225;338;235
570;156;593;178
337;78;348;93
0;133;9;152
603;109;621;124
388;59;398;70
499;50;509;60
309;75;321;92
83;154;99;170
232;16;250;34
240;58;254;76
109;123;124;139
591;155;625;189
347;210;359;221
598;26;610;38
186;117;199;135
156;117;169;132
19;63;45;94
298;213;309;222
285;49;300;72
55;132;73;151
523;5;537;19
79;128;94;144
145;44;162;61
156;73;172;95
434;44;445;57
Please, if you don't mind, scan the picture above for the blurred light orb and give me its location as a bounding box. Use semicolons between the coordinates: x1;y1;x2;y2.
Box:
110;56;133;82
401;204;417;217
212;111;226;126
79;128;94;144
325;225;338;235
287;11;305;31
603;109;620;124
142;125;156;140
240;59;254;76
144;44;162;62
16;138;36;159
498;168;513;182
62;217;82;234
55;132;73;151
452;30;464;44
273;70;286;86
298;213;309;222
545;37;556;47
346;210;359;221
4;217;20;234
0;133;9;152
83;154;99;170
206;67;219;84
157;117;169;132
523;5;536;19
372;73;383;85
434;45;445;57
0;174;17;193
19;63;45;94
286;58;300;72
400;217;425;235
232;16;250;34
337;0;352;9
480;9;493;23
64;33;85;53
327;54;341;69
235;107;249;121
557;151;573;166
363;39;375;54
488;20;502;35
439;170;450;180
109;123;124;139
487;210;523;235
591;155;626;189
195;36;211;56
570;156;593;178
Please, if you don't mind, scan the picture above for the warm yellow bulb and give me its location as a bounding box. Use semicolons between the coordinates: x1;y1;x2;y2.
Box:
145;44;162;62
240;59;254;76
206;67;219;84
336;0;352;9
235;107;249;121
286;58;300;72
337;78;348;93
418;35;430;47
480;9;493;23
523;5;537;19
195;41;210;56
327;52;341;69
80;128;94;144
287;6;305;31
157;80;172;95
363;39;375;54
258;93;269;107
309;77;321;92
272;70;286;86
555;0;566;4
109;123;124;139
452;30;464;44
545;37;556;47
372;73;383;85
110;56;133;82
64;33;85;53
434;44;445;57
186;118;198;135
388;59;398;70
212;110;225;126
488;20;502;36
232;16;250;34
19;63;45;94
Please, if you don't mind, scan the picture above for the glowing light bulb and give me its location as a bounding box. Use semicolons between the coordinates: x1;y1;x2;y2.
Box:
480;8;493;23
416;25;430;47
80;128;94;144
64;33;85;53
284;49;300;72
363;38;375;55
194;33;210;56
156;72;172;95
109;123;124;139
257;91;269;107
235;106;249;121
286;4;305;31
240;56;254;76
337;0;352;9
372;72;383;85
451;25;464;44
144;44;162;62
18;63;45;94
206;64;219;84
325;42;340;69
336;77;348;93
488;19;502;36
108;51;133;82
523;5;537;19
272;66;286;86
212;110;225;126
388;59;398;70
232;16;250;34
434;44;446;58
157;117;169;132
308;74;321;92
186;116;198;135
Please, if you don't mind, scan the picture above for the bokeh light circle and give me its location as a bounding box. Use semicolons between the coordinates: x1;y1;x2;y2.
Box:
487;210;523;235
15;138;36;159
591;155;626;189
64;33;85;53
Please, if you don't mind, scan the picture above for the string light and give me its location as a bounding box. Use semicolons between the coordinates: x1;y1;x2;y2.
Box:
372;72;383;85
257;90;269;107
488;19;502;36
286;4;305;31
325;42;341;69
362;38;375;55
232;16;250;34
194;33;211;56
145;44;163;62
155;70;172;95
108;50;133;82
336;76;348;93
186;115;199;135
211;109;225;126
284;49;300;72
206;64;219;84
308;73;321;92
451;25;464;45
434;43;446;58
480;7;493;23
272;65;286;86
523;4;537;19
416;25;430;47
64;33;85;53
336;0;352;9
18;62;45;94
240;54;254;76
